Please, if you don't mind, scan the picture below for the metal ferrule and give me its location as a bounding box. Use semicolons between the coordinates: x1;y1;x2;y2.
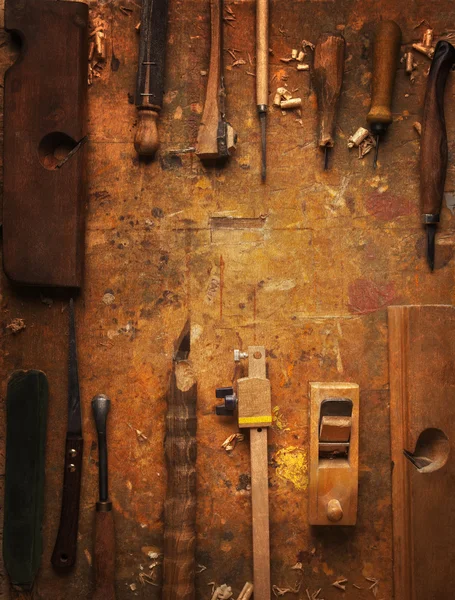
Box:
423;214;440;224
96;500;112;512
257;104;267;114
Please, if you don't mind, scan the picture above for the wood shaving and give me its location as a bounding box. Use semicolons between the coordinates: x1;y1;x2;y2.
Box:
138;572;158;586
222;433;244;451
301;39;315;50
197;564;207;573
232;59;246;67
119;6;133;15
6;318;26;333
414;121;422;135
306;589;323;600
353;583;363;589
237;582;253;600
280;57;293;63
127;423;148;442
272;581;301;597
331;578;347;591
290;562;303;570
211;584;233;600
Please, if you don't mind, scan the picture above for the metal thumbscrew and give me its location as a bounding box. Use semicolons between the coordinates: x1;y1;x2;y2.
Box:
234;349;248;362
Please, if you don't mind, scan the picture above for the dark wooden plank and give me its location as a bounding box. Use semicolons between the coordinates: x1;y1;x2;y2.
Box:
3;0;88;287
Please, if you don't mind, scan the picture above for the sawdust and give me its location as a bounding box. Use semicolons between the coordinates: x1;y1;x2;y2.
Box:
6;318;26;334
275;446;308;490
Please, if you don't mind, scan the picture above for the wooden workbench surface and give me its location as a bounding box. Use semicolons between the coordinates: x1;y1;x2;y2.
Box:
1;0;454;598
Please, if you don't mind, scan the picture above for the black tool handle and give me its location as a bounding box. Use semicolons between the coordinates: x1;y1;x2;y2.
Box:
51;434;84;569
420;40;455;218
92;394;110;503
93;509;116;600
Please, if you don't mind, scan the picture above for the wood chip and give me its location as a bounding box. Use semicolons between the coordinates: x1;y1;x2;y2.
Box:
332;579;347;591
221;433;244;451
301;39;315;50
232;59;246;67
6;318;26;333
280;57;293;63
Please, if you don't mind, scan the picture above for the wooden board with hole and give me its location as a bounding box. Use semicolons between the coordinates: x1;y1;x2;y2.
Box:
3;0;88;287
388;305;455;600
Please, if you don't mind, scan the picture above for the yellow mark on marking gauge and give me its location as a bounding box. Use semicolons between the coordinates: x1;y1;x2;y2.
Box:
238;416;272;425
275;446;308;491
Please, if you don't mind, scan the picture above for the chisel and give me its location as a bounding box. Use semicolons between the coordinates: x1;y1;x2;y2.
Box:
196;0;236;161
313;33;346;169
92;394;116;600
134;0;169;156
52;298;83;570
163;323;197;600
366;20;402;168
420;40;455;271
256;0;269;181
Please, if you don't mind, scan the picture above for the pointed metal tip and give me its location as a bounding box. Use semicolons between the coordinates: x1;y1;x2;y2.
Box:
373;135;380;169
259;112;266;183
174;320;191;361
323;146;329;170
426;224;436;272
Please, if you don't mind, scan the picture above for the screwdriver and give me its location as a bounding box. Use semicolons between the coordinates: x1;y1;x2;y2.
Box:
91;394;116;600
420;40;455;271
256;0;269;181
313;33;346;169
366;21;402;168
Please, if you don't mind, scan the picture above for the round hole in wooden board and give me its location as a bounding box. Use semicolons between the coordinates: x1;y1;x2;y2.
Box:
38;132;78;170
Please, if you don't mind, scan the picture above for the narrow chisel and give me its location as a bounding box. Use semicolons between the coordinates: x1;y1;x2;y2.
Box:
52;298;83;570
420;40;455;271
256;0;269;181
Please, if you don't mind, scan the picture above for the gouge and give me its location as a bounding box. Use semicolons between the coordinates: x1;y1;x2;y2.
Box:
134;0;169;156
196;0;236;161
52;299;83;570
163;323;197;600
366;20;402;168
256;0;269;181
92;394;116;600
313;33;346;169
420;40;455;271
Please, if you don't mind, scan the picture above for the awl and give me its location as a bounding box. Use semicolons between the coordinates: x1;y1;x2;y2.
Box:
366;21;402;168
52;298;83;570
420;40;455;271
256;0;269;181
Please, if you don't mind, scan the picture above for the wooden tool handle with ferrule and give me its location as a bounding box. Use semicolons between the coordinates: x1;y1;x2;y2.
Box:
366;20;402;127
92;509;116;600
420;40;455;218
163;359;197;600
256;0;269;109
313;33;345;147
134;0;169;156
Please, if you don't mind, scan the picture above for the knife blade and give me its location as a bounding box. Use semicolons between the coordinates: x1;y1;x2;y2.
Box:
51;298;83;570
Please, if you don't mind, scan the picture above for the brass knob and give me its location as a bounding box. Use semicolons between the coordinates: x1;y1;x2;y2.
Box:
327;499;343;522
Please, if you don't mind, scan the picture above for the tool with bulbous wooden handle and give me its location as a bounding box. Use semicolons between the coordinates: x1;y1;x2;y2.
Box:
420;40;455;271
91;394;116;600
134;0;169;156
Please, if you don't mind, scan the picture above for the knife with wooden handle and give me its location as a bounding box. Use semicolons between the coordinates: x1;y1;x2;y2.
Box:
420;40;455;271
52;299;83;570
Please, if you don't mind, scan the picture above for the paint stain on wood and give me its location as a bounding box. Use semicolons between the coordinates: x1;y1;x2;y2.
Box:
365;192;414;221
275;446;308;491
348;278;396;314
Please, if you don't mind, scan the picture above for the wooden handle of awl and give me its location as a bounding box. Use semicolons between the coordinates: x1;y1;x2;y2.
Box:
256;0;269;108
92;509;116;600
366;21;402;127
134;109;159;156
420;40;455;218
162;358;197;600
313;33;345;147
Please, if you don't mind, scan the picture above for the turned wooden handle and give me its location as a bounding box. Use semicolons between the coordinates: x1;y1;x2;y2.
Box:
163;360;197;600
196;0;222;159
366;21;402;126
420;40;455;217
313;33;345;147
256;0;269;108
134;109;159;156
92;509;116;600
